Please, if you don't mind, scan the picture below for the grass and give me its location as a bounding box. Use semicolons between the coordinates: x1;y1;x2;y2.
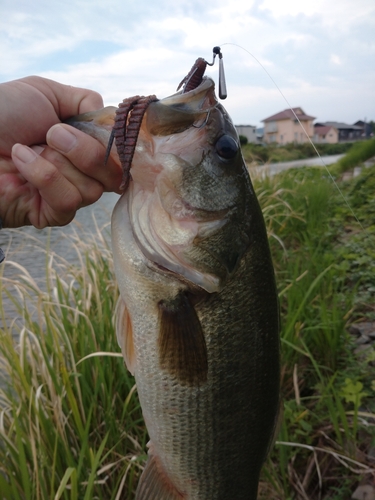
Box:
334;137;375;174
0;228;146;499
256;164;375;498
1;159;375;498
241;140;354;165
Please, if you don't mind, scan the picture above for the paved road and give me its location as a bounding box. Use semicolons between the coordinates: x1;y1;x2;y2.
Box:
249;154;345;178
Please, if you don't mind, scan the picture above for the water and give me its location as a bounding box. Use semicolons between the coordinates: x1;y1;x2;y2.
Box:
0;192;120;327
1;155;343;308
249;154;345;179
0;192;119;272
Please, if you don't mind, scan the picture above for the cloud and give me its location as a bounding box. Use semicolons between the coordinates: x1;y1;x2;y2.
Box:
330;54;342;66
258;0;375;31
0;0;374;126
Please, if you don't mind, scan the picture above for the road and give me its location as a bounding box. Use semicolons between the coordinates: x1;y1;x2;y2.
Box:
249;154;345;178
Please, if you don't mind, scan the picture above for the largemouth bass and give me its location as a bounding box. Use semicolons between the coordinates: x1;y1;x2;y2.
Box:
67;72;280;499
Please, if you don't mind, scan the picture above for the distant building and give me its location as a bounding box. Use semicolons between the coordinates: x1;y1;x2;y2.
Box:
314;122;362;142
256;127;264;142
235;125;257;143
313;125;338;144
262;107;315;144
353;120;372;138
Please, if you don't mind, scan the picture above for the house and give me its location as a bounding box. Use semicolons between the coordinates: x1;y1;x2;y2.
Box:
313;125;338;144
235;125;257;143
353;120;372;138
256;127;264;141
262;107;315;144
314;122;362;142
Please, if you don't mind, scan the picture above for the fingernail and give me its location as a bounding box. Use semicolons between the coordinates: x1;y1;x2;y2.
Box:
12;144;38;164
48;125;77;153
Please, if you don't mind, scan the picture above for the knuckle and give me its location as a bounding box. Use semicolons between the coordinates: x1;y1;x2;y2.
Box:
41;165;61;185
62;191;83;212
81;181;103;205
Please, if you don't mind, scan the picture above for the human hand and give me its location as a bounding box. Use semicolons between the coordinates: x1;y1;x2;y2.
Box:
0;76;122;228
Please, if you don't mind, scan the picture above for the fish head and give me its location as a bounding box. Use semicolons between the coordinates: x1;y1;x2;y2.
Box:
124;77;255;293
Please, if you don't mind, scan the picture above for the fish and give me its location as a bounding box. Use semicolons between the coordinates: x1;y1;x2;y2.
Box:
67;69;280;499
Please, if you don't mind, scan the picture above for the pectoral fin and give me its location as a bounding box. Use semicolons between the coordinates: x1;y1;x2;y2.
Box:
158;292;207;386
135;449;184;500
115;297;136;375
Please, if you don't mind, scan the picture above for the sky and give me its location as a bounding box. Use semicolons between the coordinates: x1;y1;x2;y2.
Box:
1;0;374;127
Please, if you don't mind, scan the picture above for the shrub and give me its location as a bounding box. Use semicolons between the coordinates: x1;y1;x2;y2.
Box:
238;134;248;146
336;138;375;172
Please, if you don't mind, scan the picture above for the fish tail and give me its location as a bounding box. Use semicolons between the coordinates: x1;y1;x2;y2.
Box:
64;106;116;147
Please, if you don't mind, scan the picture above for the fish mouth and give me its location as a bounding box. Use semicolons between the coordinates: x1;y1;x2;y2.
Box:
129;181;228;293
144;77;218;137
123;76;233;293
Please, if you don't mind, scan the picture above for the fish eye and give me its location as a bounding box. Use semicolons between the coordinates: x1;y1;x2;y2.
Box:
215;135;239;160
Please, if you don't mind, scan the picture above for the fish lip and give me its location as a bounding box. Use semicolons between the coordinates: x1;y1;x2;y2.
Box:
157;77;218;111
131;225;222;294
143;77;218;138
146;259;208;295
124;77;229;293
128;187;225;293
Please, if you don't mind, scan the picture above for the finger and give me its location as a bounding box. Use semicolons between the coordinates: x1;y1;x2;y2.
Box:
18;76;104;117
11;143;83;228
39;145;104;207
46;124;123;193
52;81;104;115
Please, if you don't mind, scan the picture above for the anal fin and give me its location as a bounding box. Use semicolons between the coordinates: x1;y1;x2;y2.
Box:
136;450;184;500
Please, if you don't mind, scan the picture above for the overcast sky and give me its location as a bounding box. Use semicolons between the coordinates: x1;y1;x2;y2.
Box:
1;0;374;127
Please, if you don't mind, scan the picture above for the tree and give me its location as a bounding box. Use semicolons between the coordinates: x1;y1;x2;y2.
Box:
239;134;248;146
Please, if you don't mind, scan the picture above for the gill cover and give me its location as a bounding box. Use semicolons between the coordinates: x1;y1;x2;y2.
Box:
126;77;252;294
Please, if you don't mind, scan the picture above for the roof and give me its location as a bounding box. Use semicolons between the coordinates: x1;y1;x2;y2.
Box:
314;125;336;135
315;121;362;131
262;107;315;122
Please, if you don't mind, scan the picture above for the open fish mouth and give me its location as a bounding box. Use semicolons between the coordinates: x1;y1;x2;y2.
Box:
67;48;280;499
106;57;219;191
111;72;235;293
128;181;228;293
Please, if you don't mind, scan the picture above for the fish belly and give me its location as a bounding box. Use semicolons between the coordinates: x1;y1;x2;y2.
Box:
112;192;280;500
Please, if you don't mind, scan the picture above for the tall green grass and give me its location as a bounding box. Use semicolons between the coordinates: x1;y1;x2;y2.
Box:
1;165;375;499
334;137;375;174
0;228;146;499
256;166;375;499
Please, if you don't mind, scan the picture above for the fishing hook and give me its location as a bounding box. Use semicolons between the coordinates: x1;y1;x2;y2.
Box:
192;110;211;129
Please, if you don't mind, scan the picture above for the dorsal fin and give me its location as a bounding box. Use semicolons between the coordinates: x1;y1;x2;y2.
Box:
158;292;207;386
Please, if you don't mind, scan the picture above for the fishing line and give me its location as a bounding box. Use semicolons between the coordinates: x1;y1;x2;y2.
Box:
219;42;365;232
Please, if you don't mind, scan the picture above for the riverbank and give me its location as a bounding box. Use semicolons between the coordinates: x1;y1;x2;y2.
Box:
0;162;374;499
0;192;120;328
248;153;345;179
241;140;354;165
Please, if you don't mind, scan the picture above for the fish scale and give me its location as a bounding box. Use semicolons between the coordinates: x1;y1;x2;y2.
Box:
67;75;280;499
111;192;279;498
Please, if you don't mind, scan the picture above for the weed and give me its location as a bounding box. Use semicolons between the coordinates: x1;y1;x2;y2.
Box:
0;229;146;499
335;138;375;173
1;164;375;499
256;165;375;498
